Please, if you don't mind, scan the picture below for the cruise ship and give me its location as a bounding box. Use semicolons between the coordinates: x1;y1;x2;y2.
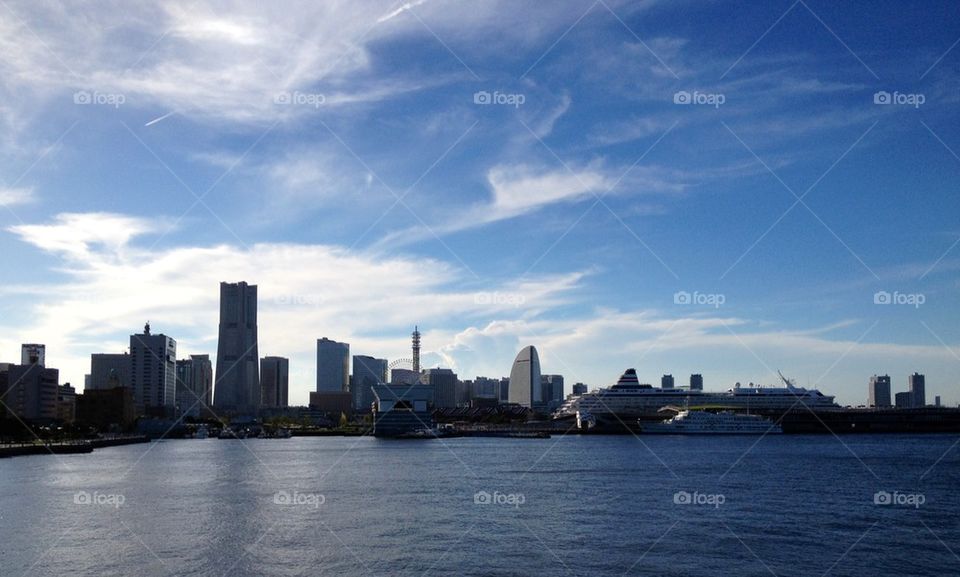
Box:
554;369;839;429
640;410;783;434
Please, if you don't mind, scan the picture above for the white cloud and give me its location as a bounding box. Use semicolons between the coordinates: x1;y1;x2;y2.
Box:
0;186;34;206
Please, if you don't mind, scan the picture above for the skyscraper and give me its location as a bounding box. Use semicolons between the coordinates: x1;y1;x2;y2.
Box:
213;282;260;414
260;356;289;408
352;355;387;410
508;345;542;408
129;323;177;416
175;354;213;417
869;374;892;408
661;374;674;389
316;338;349;392
909;373;926;407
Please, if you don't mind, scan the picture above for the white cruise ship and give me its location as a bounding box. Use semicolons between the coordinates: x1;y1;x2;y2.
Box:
554;369;838;426
640;410;783;434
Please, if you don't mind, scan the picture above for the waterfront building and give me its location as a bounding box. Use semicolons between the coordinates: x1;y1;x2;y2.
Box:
213;281;260;414
499;377;510;402
572;382;588;395
21;343;45;367
470;377;500;401
909;373;926;407
508;345;542;408
316;338;350;393
76;386;136;430
869;375;892;408
89;353;131;391
935;395;941;407
372;384;434;437
309;391;353;417
352;355;387;411
662;374;674;389
895;391;913;409
129;323;177;416
260;356;290;408
690;374;704;391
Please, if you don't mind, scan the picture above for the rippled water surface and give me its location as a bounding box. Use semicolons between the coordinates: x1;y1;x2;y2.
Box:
2;434;958;576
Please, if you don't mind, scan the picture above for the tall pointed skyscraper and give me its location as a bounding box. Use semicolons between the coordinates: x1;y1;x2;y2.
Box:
213;281;260;414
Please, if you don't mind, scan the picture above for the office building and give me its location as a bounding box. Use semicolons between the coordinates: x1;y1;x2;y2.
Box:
935;395;941;407
57;384;76;423
21;343;45;367
909;373;926;408
0;363;59;421
89;353;131;391
508;345;542;408
541;374;565;411
572;382;588;396
316;338;350;393
690;374;703;391
390;368;420;386
423;368;458;409
260;356;290;408
869;375;892;408
309;391;353;417
470;377;500;400
176;355;213;417
129;323;177;416
895;391;913;409
213;281;260;414
661;374;674;389
352;355;387;411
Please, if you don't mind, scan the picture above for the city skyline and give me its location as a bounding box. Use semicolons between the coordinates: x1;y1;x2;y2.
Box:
0;1;958;407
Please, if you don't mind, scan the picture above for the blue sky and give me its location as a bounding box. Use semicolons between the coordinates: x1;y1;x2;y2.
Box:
0;0;958;406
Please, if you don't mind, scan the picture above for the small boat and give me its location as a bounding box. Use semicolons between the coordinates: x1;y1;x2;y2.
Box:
639;410;782;434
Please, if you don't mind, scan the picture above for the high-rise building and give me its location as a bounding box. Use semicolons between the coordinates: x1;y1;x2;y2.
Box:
541;374;565;411
690;374;703;391
894;391;913;408
129;323;177;416
316;338;349;393
508;345;542;408
352;355;387;410
572;382;588;395
21;343;45;367
470;376;500;400
412;326;421;374
89;353;131;391
909;373;926;408
260;356;289;408
175;355;213;417
868;375;892;408
661;374;674;389
424;368;458;409
213;282;260;414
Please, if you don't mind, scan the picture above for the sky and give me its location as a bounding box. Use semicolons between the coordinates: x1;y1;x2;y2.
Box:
0;0;958;407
